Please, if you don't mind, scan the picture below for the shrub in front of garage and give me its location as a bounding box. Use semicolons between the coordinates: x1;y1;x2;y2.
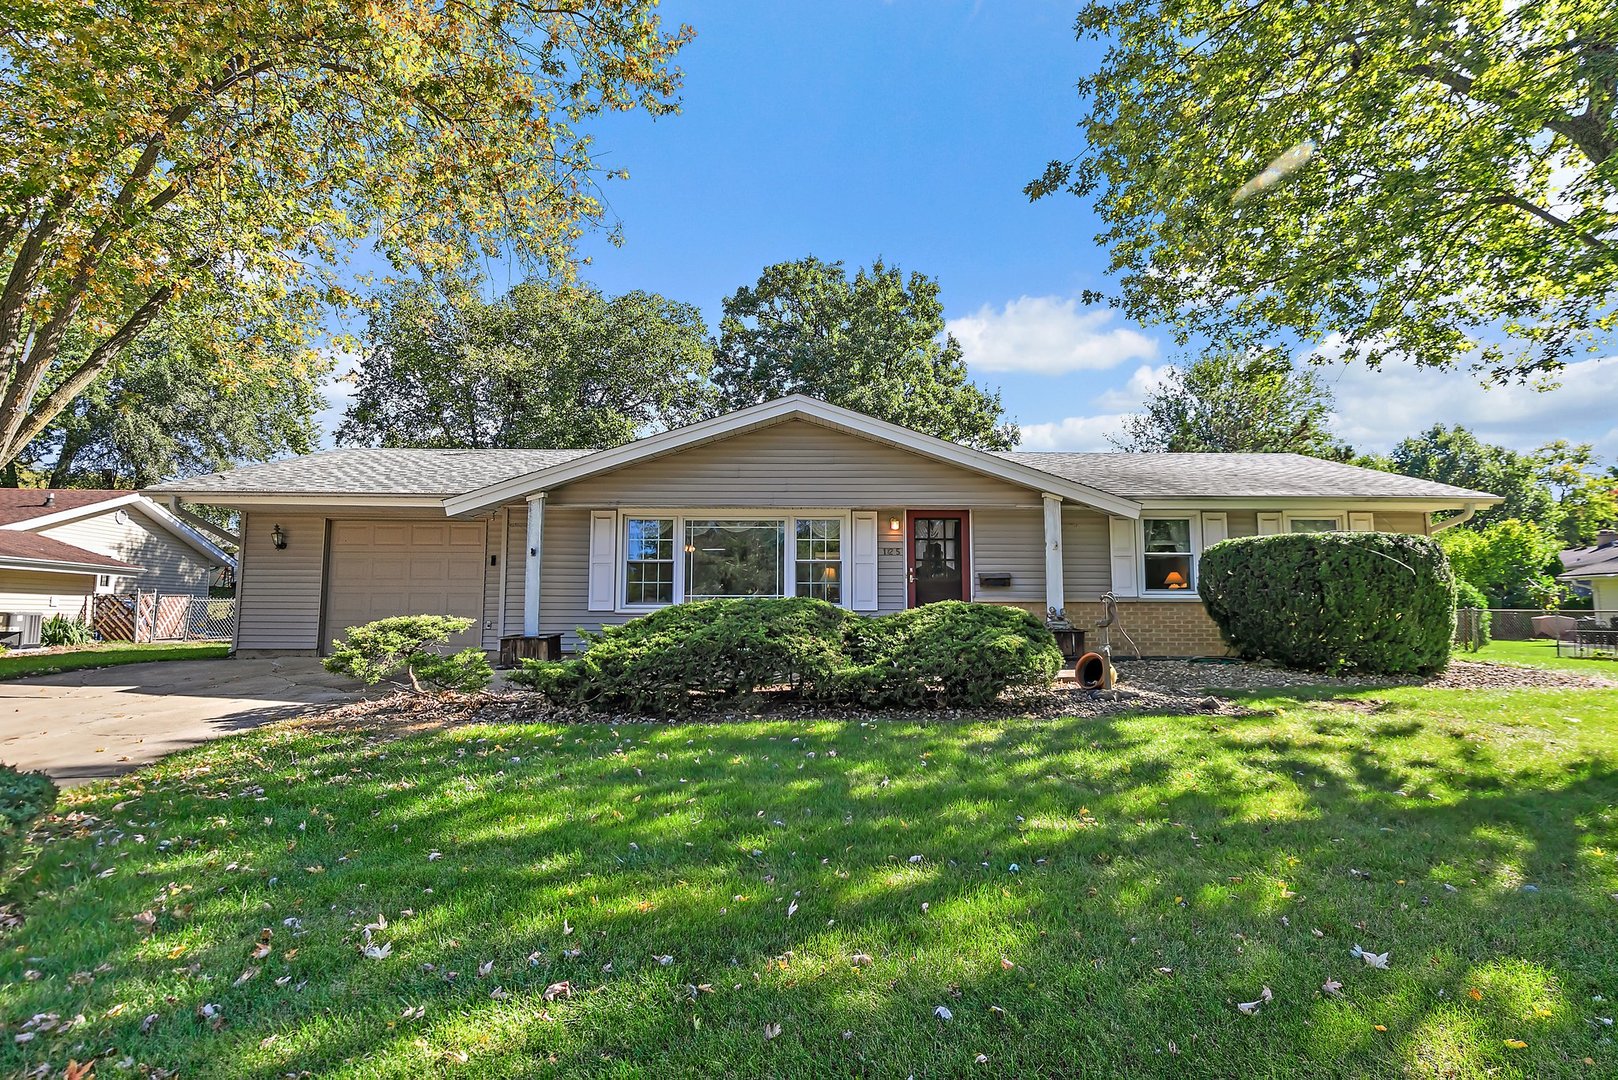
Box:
324;615;493;692
1197;531;1456;675
512;597;1063;715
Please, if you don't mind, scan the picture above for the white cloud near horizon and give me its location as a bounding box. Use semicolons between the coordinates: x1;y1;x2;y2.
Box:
1013;352;1618;458
949;296;1158;376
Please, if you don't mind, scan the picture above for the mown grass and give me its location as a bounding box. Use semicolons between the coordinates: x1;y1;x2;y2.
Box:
2;682;1616;1078
1464;639;1618;674
0;641;229;681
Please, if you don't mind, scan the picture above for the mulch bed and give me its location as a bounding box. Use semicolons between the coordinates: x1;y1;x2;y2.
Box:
293;656;1612;736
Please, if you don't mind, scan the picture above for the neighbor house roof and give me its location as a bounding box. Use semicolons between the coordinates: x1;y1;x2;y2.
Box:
150;397;1501;514
0;531;139;575
148;448;595;499
0;488;129;525
1559;536;1618;581
999;452;1500;502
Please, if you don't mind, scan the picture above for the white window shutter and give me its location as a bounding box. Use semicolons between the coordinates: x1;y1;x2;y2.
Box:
1348;511;1375;532
587;511;617;612
1200;512;1229;549
1108;516;1138;597
850;511;879;611
1257;512;1282;535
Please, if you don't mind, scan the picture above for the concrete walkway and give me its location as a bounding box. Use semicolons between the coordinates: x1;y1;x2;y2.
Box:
0;657;366;786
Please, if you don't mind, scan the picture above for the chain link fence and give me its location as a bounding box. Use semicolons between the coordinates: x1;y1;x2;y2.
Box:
90;592;235;643
1485;608;1618;641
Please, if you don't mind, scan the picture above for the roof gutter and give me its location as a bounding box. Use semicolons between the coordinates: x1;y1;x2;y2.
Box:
1429;501;1480;533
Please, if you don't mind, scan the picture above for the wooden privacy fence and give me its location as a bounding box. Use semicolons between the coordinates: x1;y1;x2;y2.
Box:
89;592;236;643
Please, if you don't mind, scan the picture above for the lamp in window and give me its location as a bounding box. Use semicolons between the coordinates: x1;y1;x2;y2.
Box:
1164;569;1187;590
271;524;287;551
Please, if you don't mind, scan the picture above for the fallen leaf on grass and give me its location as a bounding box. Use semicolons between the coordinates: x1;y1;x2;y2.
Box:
1467;987;1483;1001
401;1005;425;1020
1322;979;1343;998
477;960;494;978
763;1022;782;1040
542;981;571;1002
850;953;874;967
362;942;393;960
1504;1039;1528;1049
933;1006;953;1020
1236;986;1273;1016
1350;945;1390;969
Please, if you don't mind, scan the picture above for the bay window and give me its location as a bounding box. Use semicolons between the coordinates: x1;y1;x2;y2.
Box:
620;513;847;608
1142;516;1195;592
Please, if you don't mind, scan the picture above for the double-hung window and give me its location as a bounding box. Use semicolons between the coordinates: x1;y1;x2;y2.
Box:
623;517;676;605
620;514;845;608
1141;516;1195;593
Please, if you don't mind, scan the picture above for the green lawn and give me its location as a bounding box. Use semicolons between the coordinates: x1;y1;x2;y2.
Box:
1461;638;1618;674
0;641;229;680
3;682;1617;1077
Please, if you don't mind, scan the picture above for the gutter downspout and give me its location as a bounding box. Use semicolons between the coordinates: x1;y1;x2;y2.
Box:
1430;501;1479;534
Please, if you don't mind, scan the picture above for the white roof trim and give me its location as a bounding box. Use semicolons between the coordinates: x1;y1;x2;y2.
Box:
0;556;139;577
7;493;235;568
442;396;1143;519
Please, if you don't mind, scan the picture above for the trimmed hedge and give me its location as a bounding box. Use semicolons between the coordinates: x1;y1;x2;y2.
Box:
511;597;1063;715
1;764;56;874
1197;532;1455;675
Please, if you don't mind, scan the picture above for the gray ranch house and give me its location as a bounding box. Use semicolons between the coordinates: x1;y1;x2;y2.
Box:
148;397;1501;658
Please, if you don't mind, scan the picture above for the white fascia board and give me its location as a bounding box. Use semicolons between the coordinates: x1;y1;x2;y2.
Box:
150;492;453;510
1132;496;1504;511
127;497;237;567
443;396;1142;519
0;493;142;531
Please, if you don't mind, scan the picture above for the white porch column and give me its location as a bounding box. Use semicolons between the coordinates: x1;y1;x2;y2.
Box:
523;493;545;636
1041;492;1065;621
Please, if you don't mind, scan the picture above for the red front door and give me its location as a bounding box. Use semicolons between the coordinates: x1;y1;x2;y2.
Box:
907;511;970;606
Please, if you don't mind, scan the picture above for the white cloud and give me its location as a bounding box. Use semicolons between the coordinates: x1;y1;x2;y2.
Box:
1317;353;1618;458
312;347;361;447
1018;413;1128;452
949;296;1158;375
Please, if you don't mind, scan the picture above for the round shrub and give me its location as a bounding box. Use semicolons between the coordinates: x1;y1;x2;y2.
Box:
1453;579;1492;647
513;597;853;715
1197;532;1455;675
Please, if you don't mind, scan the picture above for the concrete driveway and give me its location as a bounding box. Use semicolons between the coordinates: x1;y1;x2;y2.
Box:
0;657;367;786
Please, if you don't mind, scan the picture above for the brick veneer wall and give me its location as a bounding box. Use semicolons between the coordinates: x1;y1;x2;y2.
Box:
1064;599;1231;658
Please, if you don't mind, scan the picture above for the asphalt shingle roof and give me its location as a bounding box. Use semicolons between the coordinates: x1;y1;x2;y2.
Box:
0;488;131;525
148;447;596;497
997;452;1499;501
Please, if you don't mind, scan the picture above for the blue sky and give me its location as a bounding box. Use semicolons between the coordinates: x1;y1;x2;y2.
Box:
320;0;1618;460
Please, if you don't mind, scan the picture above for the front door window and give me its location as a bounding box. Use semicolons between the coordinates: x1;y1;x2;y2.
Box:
909;514;967;606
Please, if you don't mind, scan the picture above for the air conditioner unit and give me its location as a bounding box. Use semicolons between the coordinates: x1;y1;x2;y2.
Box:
0;612;42;648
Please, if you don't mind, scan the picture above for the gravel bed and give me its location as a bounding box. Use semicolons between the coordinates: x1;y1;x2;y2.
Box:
1119;657;1617;693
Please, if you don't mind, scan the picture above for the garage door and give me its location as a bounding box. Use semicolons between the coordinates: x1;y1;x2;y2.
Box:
324;520;487;649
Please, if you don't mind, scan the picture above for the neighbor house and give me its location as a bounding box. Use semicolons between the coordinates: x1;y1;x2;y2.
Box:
1559;529;1618;614
147;397;1501;658
0;490;236;632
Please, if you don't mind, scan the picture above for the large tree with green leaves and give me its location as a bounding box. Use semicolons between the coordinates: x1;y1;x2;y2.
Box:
340;279;715;450
1112;350;1348;456
713;257;1018;450
21;317;326;488
1031;1;1618;381
0;0;691;469
1439;518;1565;608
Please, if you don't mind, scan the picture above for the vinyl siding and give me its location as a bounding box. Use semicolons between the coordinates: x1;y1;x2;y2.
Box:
504;502;528;637
0;570;96;618
1376;511;1430;535
1063;507;1111;601
970;507;1043;604
536;505;610;648
480;509;505;649
236;511;327;651
39;505;217;594
877;510;906;613
547;419;1042;508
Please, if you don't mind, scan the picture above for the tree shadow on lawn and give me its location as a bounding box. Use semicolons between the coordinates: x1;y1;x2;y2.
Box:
2;704;1616;1078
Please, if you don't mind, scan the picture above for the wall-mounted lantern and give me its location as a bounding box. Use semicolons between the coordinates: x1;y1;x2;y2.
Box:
887;515;902;533
271;524;288;550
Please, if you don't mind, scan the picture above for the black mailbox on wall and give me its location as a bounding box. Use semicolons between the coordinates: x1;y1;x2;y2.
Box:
976;572;1012;588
